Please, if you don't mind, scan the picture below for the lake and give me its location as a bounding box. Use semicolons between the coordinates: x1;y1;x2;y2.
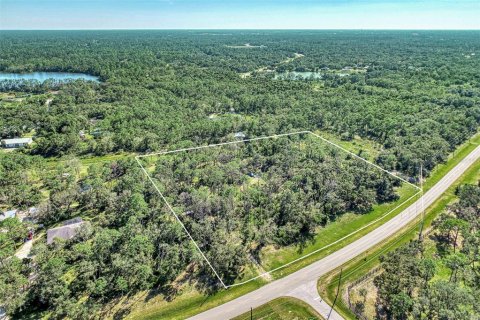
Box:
0;72;100;82
274;71;323;80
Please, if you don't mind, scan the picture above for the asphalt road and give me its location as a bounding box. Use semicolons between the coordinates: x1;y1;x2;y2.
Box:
190;144;480;320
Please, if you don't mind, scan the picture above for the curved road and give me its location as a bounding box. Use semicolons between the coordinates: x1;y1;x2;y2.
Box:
190;144;480;320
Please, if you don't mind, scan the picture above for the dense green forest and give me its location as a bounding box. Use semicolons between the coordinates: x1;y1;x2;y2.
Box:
374;181;480;320
1;30;479;176
0;30;479;318
147;133;401;282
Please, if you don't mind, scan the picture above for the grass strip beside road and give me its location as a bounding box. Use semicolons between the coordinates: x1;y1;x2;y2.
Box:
319;154;480;319
43;152;132;168
125;280;266;320
232;297;322;320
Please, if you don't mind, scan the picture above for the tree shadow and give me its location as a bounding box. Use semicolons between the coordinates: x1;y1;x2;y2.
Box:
140;263;221;308
113;306;133;320
295;230;317;254
95;295;134;320
250;244;264;266
195;272;224;294
430;232;449;257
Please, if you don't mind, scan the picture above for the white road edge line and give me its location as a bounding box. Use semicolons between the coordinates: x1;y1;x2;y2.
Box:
135;131;421;289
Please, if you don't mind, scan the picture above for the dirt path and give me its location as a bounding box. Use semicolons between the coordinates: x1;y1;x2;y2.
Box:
15;240;33;259
280;52;305;64
240;52;304;78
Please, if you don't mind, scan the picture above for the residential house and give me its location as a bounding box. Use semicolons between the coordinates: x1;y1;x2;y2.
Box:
234;132;246;139
0;209;17;222
1;138;33;148
47;218;87;245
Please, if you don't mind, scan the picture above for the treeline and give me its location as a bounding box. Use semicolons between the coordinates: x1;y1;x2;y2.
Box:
0;31;479;178
0;79;78;93
374;182;480;319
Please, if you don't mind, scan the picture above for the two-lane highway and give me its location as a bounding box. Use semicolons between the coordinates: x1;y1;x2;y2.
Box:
190;144;480;320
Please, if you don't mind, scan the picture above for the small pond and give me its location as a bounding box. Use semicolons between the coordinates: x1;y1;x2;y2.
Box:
274;71;323;80
0;72;100;82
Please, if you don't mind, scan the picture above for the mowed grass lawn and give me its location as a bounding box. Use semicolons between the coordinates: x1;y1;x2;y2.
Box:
232;297;322;320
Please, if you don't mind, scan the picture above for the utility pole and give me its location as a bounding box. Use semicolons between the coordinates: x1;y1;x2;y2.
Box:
250;307;253;320
328;268;343;320
418;163;425;241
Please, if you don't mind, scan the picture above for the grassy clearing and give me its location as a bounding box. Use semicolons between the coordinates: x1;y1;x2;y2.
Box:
280;52;305;64
226;43;266;49
319;156;480;319
232;297;321;320
77;152;133;166
312;130;382;162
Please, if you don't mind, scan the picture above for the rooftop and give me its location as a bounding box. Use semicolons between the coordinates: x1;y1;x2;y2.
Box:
0;209;17;221
47;221;86;244
1;137;33;144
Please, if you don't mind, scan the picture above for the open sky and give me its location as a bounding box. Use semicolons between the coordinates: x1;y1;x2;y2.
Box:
1;0;479;30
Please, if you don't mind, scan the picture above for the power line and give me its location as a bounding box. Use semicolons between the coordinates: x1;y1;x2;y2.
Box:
328;268;343;320
418;163;425;241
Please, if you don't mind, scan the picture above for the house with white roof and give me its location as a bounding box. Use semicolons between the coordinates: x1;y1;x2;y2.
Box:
234;132;246;139
0;209;17;222
1;138;33;148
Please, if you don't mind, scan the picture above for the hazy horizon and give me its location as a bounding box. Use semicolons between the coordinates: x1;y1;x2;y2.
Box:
1;0;479;30
1;29;480;31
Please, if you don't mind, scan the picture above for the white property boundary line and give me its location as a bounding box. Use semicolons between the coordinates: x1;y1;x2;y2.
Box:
135;131;421;289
